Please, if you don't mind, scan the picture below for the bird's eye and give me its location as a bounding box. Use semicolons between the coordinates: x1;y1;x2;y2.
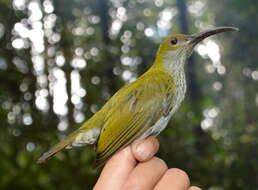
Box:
170;38;178;45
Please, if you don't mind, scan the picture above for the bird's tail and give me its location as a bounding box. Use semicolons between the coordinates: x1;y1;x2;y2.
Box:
37;113;103;164
37;129;81;164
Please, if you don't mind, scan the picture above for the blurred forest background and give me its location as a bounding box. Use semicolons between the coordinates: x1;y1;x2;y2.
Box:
0;0;257;189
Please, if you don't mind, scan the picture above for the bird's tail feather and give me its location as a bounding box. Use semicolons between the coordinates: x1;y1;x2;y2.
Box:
37;130;81;164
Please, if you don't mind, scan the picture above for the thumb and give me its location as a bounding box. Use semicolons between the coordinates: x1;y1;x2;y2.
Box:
131;136;160;162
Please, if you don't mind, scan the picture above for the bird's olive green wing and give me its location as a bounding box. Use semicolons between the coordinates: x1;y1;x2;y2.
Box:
95;69;175;167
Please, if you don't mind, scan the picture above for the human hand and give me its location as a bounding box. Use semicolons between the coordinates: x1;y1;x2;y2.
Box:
93;136;201;190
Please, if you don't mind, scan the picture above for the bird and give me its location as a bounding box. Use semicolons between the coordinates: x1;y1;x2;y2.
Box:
37;26;238;167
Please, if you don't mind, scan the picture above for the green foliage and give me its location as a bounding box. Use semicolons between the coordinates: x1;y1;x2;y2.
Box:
0;0;257;189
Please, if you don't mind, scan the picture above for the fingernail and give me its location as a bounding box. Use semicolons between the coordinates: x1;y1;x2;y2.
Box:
136;140;152;160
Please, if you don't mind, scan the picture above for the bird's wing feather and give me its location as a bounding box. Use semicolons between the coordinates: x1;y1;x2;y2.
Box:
95;69;175;167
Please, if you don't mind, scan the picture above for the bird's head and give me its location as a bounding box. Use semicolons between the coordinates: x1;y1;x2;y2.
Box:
154;27;238;72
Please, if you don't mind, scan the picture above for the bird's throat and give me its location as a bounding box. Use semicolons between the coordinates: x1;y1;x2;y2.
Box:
152;49;188;105
161;51;187;111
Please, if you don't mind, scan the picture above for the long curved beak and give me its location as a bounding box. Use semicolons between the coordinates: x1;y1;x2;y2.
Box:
189;26;239;45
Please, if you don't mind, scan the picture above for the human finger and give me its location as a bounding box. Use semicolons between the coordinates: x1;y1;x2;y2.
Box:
93;136;159;190
131;136;159;162
93;146;137;190
122;157;168;190
188;186;202;190
154;168;190;190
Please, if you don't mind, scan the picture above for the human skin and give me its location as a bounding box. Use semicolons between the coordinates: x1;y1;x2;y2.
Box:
93;136;202;190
